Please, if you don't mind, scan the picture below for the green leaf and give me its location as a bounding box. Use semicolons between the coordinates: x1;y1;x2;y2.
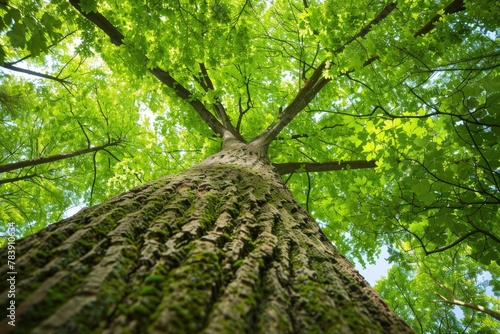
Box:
7;22;26;48
4;7;21;24
27;29;48;56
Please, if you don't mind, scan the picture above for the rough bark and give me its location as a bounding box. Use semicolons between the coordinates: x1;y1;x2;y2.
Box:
0;144;413;333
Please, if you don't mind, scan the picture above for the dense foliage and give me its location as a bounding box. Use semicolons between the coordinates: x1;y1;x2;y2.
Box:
0;0;498;332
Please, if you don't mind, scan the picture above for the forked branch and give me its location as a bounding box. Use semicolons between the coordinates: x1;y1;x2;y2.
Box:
250;2;398;151
68;0;242;140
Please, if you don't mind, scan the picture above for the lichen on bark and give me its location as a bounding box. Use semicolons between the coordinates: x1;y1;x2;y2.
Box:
0;144;413;333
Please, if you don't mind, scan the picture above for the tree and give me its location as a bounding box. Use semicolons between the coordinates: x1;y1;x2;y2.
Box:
376;245;500;333
0;0;499;332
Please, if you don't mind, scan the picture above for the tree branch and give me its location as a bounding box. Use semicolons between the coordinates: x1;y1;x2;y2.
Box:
68;0;241;140
0;173;41;185
198;63;240;137
335;2;397;53
274;160;377;175
1;64;71;84
414;0;466;37
361;1;466;69
435;293;500;321
425;230;483;255
250;61;329;150
5;30;77;66
0;140;123;174
250;2;398;151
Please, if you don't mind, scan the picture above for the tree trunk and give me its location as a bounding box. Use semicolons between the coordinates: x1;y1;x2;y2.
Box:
0;143;413;333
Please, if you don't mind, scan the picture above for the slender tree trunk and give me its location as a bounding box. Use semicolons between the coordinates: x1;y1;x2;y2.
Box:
0;143;413;333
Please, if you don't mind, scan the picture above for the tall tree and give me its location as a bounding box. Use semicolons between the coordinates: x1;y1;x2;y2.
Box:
0;0;499;332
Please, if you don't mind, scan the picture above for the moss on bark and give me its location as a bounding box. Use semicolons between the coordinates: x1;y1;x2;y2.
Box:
0;145;413;333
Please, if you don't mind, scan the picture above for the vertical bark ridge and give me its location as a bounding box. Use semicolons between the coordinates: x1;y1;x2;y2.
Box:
0;146;413;333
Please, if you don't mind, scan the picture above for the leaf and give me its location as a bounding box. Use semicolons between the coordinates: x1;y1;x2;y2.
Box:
27;29;48;56
7;22;26;48
4;7;21;24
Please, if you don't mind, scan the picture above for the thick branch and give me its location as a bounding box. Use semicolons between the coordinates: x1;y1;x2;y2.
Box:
336;2;397;53
68;0;124;46
149;68;233;139
250;2;398;151
362;1;465;69
274;160;376;175
198;63;240;136
0;140;123;174
414;0;466;37
435;293;500;321
250;61;329;150
68;0;239;140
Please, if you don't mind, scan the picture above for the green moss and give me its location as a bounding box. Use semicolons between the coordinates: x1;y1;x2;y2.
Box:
117;304;130;315
139;285;160;296
148;249;223;332
153;265;169;276
199;192;221;230
45;231;66;244
232;259;244;268
148;229;169;241
123;236;140;250
77;236;97;248
132;303;150;316
139;295;161;311
297;275;308;283
30;249;50;266
144;274;165;284
21;272;86;331
255;257;265;268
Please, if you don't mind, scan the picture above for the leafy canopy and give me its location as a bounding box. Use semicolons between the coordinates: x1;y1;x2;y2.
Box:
0;0;499;332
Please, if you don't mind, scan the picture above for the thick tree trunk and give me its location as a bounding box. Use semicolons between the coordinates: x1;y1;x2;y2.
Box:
0;143;413;333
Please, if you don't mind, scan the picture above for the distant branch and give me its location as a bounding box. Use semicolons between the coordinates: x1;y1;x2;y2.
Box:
435;292;500;321
5;30;77;66
361;1;466;69
1;64;71;84
0;173;40;185
0;140;123;174
274;160;376;175
406;225;500;256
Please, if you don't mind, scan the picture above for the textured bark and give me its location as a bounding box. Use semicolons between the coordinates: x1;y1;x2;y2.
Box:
0;144;413;333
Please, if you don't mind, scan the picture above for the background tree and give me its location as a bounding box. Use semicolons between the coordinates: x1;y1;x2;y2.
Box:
0;0;499;332
376;245;500;333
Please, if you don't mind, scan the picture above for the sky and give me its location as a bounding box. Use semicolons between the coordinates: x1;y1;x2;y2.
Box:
354;246;391;286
